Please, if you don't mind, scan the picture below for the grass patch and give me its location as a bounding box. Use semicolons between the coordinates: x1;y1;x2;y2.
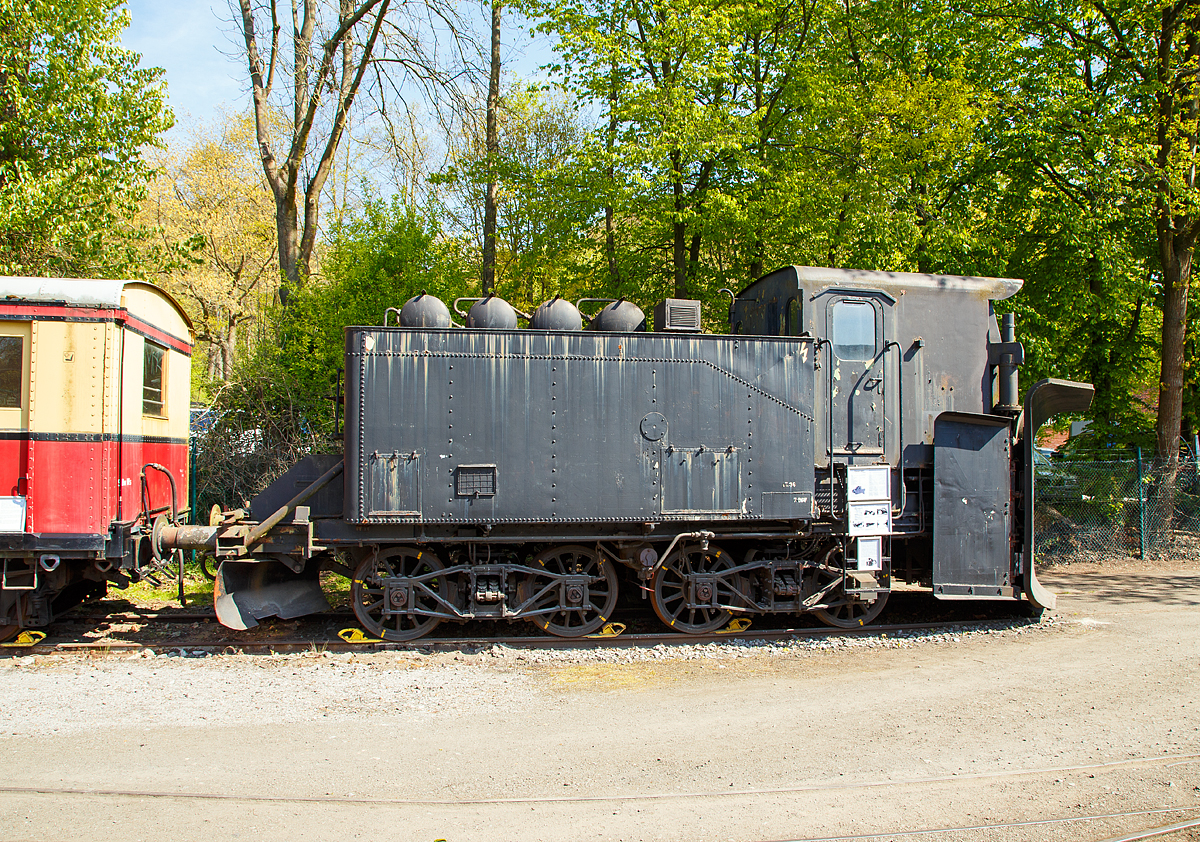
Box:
117;559;216;608
320;568;352;608
110;555;353;611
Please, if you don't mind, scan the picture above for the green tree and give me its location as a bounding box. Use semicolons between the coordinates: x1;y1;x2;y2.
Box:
0;0;171;276
989;50;1160;446
999;0;1200;459
142;114;280;387
525;0;1015;303
531;0;749;299
196;197;470;506
434;86;593;309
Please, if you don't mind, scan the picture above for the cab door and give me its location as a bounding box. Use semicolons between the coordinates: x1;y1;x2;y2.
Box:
825;294;890;464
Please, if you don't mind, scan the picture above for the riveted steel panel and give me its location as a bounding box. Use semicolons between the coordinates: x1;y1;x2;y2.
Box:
343;328;816;525
250;454;345;521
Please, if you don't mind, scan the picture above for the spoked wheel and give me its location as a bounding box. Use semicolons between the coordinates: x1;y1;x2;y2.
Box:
351;548;453;642
519;545;618;637
651;544;741;634
810;546;889;629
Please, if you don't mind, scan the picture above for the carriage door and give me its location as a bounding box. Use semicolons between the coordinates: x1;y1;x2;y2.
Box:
826;294;889;464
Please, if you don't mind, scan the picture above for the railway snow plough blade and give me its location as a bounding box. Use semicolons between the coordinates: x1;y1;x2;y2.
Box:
214;560;329;630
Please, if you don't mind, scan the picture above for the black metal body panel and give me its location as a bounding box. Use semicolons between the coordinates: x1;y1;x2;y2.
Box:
932;412;1012;596
0;533;105;554
343;329;816;526
250;454;345;521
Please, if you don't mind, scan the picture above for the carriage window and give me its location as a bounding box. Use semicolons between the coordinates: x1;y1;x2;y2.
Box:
831;300;876;360
143;343;166;416
0;336;21;408
786;298;802;336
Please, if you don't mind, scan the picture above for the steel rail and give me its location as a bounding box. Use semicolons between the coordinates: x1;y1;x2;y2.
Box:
769;807;1200;842
1095;817;1200;842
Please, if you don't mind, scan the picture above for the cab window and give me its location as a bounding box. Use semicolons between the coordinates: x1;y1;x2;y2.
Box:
831;300;876;360
786;298;802;336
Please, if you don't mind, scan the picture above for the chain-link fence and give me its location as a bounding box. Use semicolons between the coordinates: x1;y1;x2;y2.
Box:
1035;454;1200;564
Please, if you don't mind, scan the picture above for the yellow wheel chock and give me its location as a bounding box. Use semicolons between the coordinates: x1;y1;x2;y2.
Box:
585;622;627;639
716;618;752;635
1;630;47;647
338;628;382;643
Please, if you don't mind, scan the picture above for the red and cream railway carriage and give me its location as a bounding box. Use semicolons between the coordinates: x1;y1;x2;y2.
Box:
0;278;192;636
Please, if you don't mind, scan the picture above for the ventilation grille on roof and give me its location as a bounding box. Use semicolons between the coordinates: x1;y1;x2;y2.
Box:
654;298;702;332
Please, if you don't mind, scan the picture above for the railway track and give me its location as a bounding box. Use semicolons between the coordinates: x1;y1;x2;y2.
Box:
0;589;1042;654
0;612;1040;655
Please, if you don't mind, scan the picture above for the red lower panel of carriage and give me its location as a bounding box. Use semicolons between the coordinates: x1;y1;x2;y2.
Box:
0;437;187;537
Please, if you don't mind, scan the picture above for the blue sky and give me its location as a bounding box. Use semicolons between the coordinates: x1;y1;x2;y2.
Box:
121;1;246;132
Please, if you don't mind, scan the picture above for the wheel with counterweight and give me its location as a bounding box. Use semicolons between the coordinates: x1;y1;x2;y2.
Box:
810;545;889;629
351;547;452;641
519;545;618;637
651;544;741;634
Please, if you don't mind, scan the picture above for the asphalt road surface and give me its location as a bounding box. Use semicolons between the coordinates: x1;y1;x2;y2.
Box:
1;563;1198;842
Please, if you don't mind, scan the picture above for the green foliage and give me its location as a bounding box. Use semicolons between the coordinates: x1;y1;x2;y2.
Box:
502;0;1169;445
0;0;171;276
992;0;1200;454
278;197;472;423
979;0;1176;449
433;86;597;309
180;0;1193;459
518;0;1027;305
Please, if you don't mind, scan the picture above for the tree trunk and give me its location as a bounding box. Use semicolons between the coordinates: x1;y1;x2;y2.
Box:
671;150;687;297
275;191;300;306
914;178;932;275
481;0;501;297
605;206;619;288
221;319;239;382
1152;2;1199;462
1156;236;1192;461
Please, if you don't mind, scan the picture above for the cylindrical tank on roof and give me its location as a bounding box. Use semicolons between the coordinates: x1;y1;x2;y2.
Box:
590;298;646;332
467;295;520;329
529;296;583;331
398;292;451;328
